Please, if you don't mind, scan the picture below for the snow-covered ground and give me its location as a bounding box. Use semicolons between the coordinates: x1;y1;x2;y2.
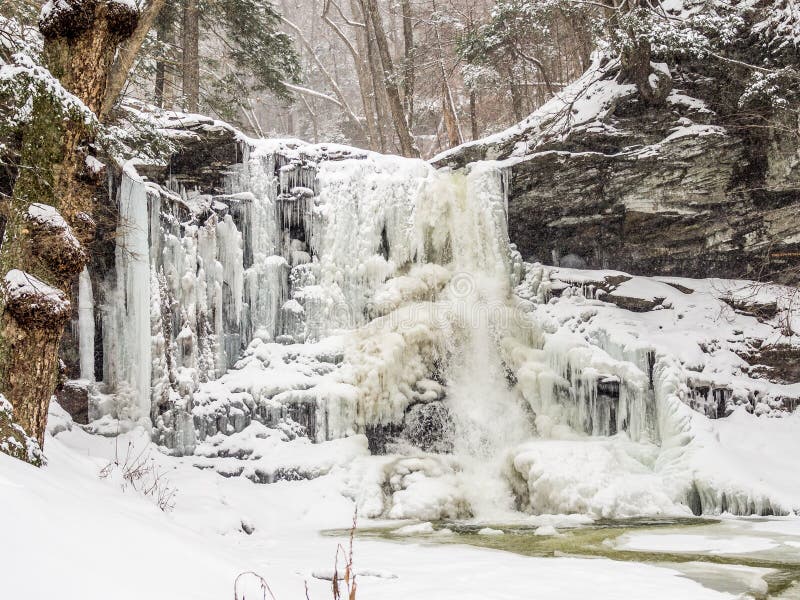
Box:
4;412;800;600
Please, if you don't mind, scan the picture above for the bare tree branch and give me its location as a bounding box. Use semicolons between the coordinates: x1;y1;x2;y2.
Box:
283;82;344;108
281;15;367;139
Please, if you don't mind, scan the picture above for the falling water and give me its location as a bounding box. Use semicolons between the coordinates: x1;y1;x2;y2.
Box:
435;166;534;519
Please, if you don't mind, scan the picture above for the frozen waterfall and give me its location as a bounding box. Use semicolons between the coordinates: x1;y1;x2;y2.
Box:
77;133;795;519
90;142;667;449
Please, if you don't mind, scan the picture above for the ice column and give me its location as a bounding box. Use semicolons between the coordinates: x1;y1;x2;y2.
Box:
78;267;95;381
104;170;152;424
241;150;286;342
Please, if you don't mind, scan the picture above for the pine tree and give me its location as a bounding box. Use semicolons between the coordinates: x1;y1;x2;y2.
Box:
151;0;301;124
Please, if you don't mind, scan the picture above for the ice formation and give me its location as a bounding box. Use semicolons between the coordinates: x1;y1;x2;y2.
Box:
86;128;800;521
78;267;94;381
103;169;152;424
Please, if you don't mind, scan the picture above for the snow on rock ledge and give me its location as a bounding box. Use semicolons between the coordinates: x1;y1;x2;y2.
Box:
2;269;70;325
435;52;800;283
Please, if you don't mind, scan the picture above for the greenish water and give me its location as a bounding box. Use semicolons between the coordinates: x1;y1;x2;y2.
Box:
324;518;800;598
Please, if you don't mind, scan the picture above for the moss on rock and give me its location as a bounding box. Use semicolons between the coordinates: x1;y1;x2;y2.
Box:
0;394;44;466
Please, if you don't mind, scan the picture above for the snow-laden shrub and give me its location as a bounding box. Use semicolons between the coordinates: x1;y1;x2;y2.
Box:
0;8;43;62
0;394;45;466
738;67;799;110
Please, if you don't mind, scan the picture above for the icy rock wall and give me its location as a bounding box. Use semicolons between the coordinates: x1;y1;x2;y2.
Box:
95;135;711;464
157;151;528;451
506;269;660;444
97;141;330;445
98;164;251;434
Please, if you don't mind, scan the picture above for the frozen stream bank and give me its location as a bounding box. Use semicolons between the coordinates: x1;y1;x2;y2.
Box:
340;517;800;599
5;417;800;599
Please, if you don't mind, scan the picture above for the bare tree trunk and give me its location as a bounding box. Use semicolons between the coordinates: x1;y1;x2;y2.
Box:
155;62;166;108
360;5;389;152
101;0;167;119
431;0;461;148
163;50;178;109
400;0;414;129
619;36;671;105
469;89;479;141
154;5;173;108
183;0;200;112
341;0;385;150
353;33;381;151
442;80;462;148
1;1;141;450
360;0;418;157
610;0;671;105
162;19;179;110
322;0;380;150
620;38;651;89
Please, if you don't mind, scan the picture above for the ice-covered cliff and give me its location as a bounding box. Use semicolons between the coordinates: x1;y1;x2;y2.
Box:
57;108;800;520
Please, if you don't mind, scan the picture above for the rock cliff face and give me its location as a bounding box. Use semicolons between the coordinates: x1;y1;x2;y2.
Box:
435;57;800;283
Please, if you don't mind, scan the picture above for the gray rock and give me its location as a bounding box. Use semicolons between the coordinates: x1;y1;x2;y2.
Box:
55;380;90;425
436;61;800;283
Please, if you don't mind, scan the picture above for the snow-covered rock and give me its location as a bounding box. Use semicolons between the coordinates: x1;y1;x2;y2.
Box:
435;48;800;284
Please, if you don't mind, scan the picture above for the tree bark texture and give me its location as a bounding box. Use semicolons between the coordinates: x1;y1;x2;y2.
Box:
182;0;200;112
101;0;168;118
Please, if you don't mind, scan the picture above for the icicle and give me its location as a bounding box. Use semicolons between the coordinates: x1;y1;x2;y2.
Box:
104;169;152;425
78;266;95;381
216;214;245;367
